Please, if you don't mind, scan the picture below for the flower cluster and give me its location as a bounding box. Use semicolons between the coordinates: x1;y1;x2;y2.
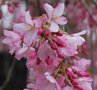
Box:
2;2;92;90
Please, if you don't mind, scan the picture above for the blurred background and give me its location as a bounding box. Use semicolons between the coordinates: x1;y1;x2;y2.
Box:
0;0;97;90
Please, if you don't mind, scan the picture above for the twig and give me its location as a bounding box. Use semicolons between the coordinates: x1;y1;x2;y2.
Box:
0;57;16;90
81;0;97;25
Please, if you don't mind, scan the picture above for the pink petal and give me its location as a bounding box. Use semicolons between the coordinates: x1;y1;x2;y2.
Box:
2;38;12;45
72;30;86;36
4;30;20;40
53;3;64;17
38;41;50;61
16;46;28;55
81;82;92;90
25;11;33;25
43;3;54;18
33;18;44;28
73;36;85;46
50;22;59;32
62;86;73;90
45;72;56;83
24;30;38;46
38;41;56;61
55;16;67;25
13;23;31;36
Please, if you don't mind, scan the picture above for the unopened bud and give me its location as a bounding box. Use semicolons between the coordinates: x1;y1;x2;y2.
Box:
46;57;53;65
36;58;41;65
37;28;43;35
30;51;36;59
8;3;14;13
49;41;58;50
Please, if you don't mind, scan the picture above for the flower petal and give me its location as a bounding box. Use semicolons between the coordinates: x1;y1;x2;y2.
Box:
62;86;73;90
53;3;64;17
24;30;38;46
25;11;33;25
45;72;56;83
4;30;20;40
13;23;31;36
2;38;12;46
43;3;54;18
55;16;67;25
72;30;86;36
50;22;59;32
16;46;28;55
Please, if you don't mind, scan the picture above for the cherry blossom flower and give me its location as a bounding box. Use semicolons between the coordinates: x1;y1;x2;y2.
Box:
2;30;21;55
44;2;67;32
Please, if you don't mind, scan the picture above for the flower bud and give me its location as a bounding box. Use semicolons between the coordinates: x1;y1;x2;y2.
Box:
30;51;36;59
49;41;58;50
57;52;65;59
37;28;43;35
8;3;14;13
46;57;53;65
36;58;41;65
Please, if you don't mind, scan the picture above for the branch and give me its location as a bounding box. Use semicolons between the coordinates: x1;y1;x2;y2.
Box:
82;0;97;25
92;0;97;6
0;57;16;90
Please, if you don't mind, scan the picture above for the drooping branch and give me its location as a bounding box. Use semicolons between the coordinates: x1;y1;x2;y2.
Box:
82;0;97;25
92;0;97;6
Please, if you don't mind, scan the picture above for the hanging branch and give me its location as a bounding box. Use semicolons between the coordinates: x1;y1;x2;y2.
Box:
81;0;97;25
0;57;16;90
92;0;97;6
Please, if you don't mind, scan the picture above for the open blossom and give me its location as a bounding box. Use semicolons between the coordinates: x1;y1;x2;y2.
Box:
44;2;67;32
2;2;93;90
58;30;86;57
2;30;21;55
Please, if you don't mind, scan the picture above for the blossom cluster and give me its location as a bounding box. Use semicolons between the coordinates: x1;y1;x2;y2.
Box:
2;2;92;90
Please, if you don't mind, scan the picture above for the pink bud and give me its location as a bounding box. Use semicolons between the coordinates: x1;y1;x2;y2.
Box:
67;69;75;78
37;28;43;35
57;52;65;59
49;41;58;50
57;31;63;36
45;30;50;36
30;51;36;59
79;72;90;77
75;85;84;90
55;37;66;47
8;3;14;13
36;58;41;65
72;79;78;85
46;57;53;65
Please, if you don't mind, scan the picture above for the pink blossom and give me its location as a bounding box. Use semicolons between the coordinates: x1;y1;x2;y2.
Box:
58;31;86;57
2;30;21;55
2;2;93;90
44;2;67;32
